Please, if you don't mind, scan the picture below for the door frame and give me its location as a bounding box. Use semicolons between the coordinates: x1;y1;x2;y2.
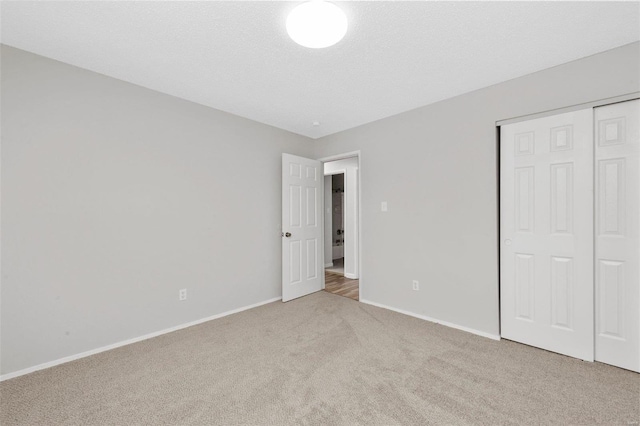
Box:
318;151;362;300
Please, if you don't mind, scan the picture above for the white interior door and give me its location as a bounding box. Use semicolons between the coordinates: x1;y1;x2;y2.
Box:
282;153;323;302
500;109;594;361
595;99;640;372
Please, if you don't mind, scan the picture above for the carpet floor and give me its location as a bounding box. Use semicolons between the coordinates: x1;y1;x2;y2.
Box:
1;291;638;425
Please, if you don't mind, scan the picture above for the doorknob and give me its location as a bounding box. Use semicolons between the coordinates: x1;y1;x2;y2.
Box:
284;232;292;238
504;239;512;246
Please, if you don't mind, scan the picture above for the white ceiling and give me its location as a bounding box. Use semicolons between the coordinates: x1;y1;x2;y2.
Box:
1;1;639;139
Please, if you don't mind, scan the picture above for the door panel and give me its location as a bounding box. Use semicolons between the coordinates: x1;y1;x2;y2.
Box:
595;99;639;372
282;153;323;302
500;109;594;361
550;256;573;330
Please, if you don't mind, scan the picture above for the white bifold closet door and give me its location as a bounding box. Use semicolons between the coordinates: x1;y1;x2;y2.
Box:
595;99;639;372
500;109;594;361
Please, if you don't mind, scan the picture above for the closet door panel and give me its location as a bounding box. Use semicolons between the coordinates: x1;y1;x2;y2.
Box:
500;109;594;361
595;99;640;372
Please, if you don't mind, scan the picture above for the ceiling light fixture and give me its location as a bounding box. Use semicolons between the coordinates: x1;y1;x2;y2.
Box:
286;1;348;49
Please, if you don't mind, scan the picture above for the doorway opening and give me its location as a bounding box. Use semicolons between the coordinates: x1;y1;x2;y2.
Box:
326;173;345;273
322;155;360;301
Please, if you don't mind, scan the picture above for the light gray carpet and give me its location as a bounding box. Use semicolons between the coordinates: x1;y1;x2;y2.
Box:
1;291;638;425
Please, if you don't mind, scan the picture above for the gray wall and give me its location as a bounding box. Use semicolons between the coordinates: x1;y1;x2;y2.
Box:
314;42;640;337
0;46;313;375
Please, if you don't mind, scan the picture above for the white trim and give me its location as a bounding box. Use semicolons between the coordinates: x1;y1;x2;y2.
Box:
360;299;501;341
0;297;282;382
356;155;362;297
320;169;326;291
324;262;334;267
344;272;358;279
496;92;640;127
318;150;361;163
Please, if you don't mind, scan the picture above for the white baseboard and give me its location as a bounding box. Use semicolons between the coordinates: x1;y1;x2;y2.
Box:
344;272;358;279
0;296;282;382
324;262;333;267
359;299;500;341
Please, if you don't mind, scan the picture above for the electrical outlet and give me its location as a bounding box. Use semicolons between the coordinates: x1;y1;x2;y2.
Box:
381;201;388;212
412;280;419;291
179;289;187;301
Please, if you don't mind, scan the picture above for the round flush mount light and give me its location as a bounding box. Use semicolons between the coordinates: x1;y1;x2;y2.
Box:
286;1;348;48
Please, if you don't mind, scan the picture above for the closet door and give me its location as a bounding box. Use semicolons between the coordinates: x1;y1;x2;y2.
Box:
595;99;640;372
500;109;594;361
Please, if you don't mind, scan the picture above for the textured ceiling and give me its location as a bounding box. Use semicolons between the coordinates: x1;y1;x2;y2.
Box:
1;1;639;139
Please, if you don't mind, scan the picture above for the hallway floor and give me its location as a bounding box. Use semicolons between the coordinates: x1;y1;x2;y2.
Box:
324;270;359;301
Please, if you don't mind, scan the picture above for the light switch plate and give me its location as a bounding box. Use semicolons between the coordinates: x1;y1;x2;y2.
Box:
381;201;388;212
